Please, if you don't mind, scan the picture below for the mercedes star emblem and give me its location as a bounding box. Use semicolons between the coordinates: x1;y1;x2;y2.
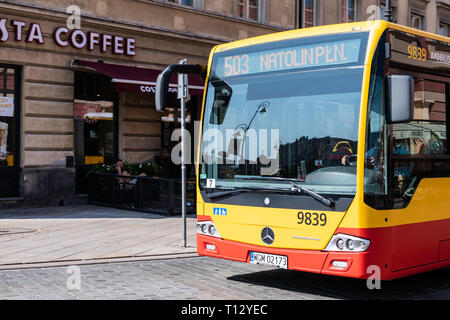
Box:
261;227;275;245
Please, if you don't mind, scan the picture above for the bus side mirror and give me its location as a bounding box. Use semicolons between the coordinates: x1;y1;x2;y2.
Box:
155;64;206;112
386;75;414;123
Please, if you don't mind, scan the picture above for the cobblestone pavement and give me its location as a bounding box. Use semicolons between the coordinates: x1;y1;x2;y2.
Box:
0;256;449;300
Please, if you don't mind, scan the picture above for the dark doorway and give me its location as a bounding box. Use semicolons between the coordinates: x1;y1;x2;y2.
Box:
0;64;22;198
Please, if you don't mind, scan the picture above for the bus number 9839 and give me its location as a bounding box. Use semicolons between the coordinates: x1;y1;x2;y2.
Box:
297;212;327;226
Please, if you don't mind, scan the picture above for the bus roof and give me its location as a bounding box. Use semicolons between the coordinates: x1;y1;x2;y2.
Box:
213;20;450;54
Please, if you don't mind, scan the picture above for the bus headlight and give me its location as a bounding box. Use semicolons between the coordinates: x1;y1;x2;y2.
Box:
357;240;367;251
336;238;345;250
324;234;370;252
197;221;221;238
208;225;216;235
346;239;355;251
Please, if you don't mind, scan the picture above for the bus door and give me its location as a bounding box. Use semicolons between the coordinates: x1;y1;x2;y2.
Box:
368;28;450;271
386;71;450;271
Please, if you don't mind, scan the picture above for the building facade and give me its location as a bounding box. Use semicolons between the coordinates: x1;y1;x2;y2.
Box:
0;0;297;208
297;0;450;36
0;0;448;209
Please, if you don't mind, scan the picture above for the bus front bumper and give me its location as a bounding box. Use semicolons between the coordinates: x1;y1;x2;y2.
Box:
197;234;372;279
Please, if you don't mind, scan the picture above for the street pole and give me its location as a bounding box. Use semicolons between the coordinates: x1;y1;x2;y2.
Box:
177;59;189;248
384;0;393;22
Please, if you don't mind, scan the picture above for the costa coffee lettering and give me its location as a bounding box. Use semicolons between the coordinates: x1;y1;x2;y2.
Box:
0;19;8;42
114;36;124;55
101;34;112;53
71;29;87;49
126;38;136;56
140;86;177;94
12;20;26;41
88;32;100;51
54;27;69;46
0;17;137;56
26;23;44;44
140;86;156;93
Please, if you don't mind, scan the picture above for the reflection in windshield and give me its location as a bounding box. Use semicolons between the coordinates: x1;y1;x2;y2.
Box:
200;66;364;195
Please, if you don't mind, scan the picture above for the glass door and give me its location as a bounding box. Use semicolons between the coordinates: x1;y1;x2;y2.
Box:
0;65;21;198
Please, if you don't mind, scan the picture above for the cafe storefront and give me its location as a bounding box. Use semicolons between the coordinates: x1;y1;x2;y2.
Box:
0;0;287;210
0;6;210;209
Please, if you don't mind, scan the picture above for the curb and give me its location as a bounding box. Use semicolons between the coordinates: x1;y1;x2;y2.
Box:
0;251;199;271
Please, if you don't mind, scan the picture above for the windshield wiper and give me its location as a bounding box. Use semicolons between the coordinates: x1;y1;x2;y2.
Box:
205;185;296;200
238;176;336;208
206;188;250;200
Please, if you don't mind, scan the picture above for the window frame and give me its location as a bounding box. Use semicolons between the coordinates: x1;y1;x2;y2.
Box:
301;0;318;28
439;23;449;37
342;0;359;23
410;12;424;30
166;0;198;8
235;0;266;23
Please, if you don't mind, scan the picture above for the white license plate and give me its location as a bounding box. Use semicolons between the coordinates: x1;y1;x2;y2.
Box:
249;252;288;269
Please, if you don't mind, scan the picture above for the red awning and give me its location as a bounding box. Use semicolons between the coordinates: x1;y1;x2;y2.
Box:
74;59;204;95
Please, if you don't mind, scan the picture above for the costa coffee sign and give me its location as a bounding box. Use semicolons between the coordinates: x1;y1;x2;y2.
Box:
0;18;136;56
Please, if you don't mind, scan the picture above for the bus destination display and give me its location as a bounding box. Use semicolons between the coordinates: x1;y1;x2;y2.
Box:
215;38;362;78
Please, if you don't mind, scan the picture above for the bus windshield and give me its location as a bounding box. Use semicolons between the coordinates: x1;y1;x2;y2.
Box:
199;32;368;195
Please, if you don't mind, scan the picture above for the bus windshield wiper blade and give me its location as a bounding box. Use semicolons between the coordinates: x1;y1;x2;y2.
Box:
206;186;293;200
290;181;335;208
238;176;336;208
206;188;250;200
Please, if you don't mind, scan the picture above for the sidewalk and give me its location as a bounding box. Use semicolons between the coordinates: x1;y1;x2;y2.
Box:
0;205;198;270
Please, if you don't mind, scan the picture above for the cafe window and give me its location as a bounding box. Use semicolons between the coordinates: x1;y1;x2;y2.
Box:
0;65;21;198
74;72;117;194
74;72;116;165
74;72;116;167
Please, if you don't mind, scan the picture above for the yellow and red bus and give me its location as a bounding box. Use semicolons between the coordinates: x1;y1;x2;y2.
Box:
157;20;450;280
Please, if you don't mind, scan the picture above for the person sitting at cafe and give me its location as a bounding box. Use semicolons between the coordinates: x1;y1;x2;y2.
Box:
112;159;146;190
112;159;126;175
